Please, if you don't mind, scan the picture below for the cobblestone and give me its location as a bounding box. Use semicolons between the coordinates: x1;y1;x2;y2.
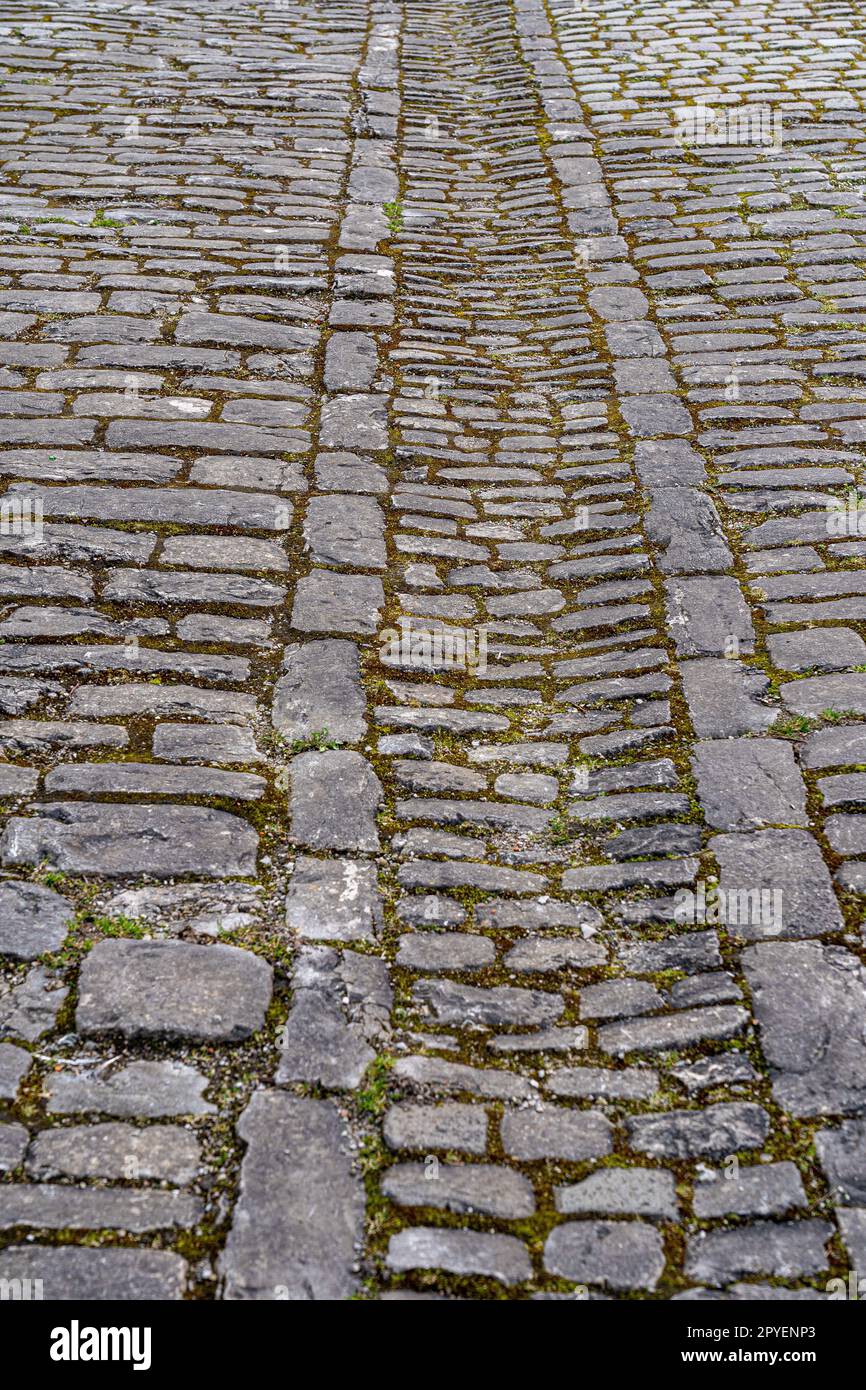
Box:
0;0;864;1305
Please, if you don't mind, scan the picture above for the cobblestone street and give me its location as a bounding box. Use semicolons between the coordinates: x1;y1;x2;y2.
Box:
1;0;866;1302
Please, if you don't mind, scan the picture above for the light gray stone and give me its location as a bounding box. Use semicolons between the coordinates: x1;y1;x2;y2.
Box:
221;1091;364;1300
76;940;272;1043
0;880;73;960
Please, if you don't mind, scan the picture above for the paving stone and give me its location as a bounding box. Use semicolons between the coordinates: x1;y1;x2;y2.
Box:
303;494;386;569
599;1005;748;1057
26;1123;201;1185
665;577;754;658
837;1209;866;1271
45;1061;214;1118
415;980;564;1029
0;966;67;1042
0;1042;31;1100
0;1186;201;1233
626;1103;770;1159
286;857;383;942
501;1105;612;1161
815;1119;866;1205
711;829;844;938
693;1163;807;1219
691;740;808;830
768;627;866;672
277;946;390;1091
153;723;262;765
384;1103;488;1155
646;488;732;572
394;1055;533;1101
0;1121;27;1172
680;659;776;738
221;1091;364;1301
504;939;606;973
382;1163;535;1219
0;880;73;961
672;1054;758;1095
76;940;272;1043
743;941;866;1116
397;934;496;971
292;569;384;635
547;1067;659;1101
685;1221;832;1286
290;750;382;851
555;1168;677;1219
781;673;866;719
273;640;366;744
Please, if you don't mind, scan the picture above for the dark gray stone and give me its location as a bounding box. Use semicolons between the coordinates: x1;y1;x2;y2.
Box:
277;946;391;1090
387;1227;531;1286
45;1061;214;1118
0;1246;187;1300
0;804;258;878
26;1123;200;1185
544;1220;665;1291
692;740;808;830
382;1163;535;1219
286;857;383;942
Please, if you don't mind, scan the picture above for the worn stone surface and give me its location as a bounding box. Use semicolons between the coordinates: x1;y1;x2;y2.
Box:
544;1221;665;1292
743;942;866;1116
0;1246;188;1300
221;1091;364;1300
0;879;73;960
76;940;273;1043
273;641;366;745
0;804;258;878
289;750;382;851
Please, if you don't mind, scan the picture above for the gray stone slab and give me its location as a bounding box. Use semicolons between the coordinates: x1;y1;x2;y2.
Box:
290;750;382;851
0;1246;187;1300
387;1227;531;1286
277;945;390;1090
0;880;73;960
76;940;273;1043
711;828;843;938
692;739;808;829
743;941;866;1116
45;1060;214;1118
0;804;258;878
26;1122;200;1184
292;569;384;635
544;1220;665;1291
285;856;383;942
221;1091;364;1300
273;640;366;744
